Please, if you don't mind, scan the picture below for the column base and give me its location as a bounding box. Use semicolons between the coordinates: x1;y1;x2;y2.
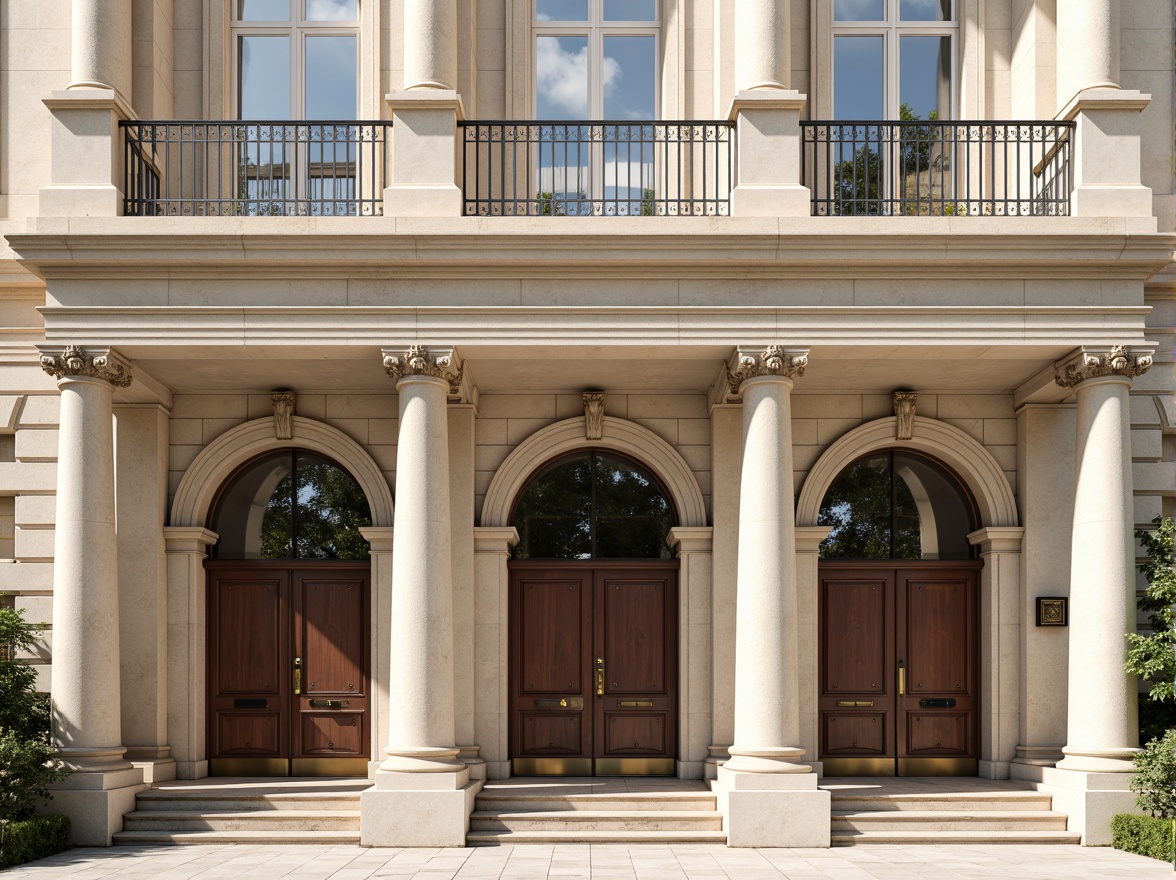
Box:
128;757;177;783
458;745;487;781
730;185;810;217
43;766;146;846
714;766;830;847
383;184;463;217
360;767;479;846
175;759;209;780
1011;764;1136;846
1011;745;1065;768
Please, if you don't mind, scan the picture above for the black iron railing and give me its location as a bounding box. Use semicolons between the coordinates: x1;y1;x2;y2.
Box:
461;121;734;216
801;120;1074;217
121;121;392;216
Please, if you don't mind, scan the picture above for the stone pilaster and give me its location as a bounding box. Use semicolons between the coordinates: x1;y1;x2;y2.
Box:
38;344;145;844
716;346;829;848
1030;346;1151;845
361;346;478;846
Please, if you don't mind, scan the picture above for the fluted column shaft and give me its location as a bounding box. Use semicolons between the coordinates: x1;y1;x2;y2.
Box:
43;356;131;771
735;0;789;91
404;0;457;90
70;0;132;97
1057;0;1119;106
726;350;808;774
385;373;461;771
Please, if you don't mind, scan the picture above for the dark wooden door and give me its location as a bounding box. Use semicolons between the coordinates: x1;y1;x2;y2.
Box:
509;562;678;776
207;562;370;776
819;562;980;776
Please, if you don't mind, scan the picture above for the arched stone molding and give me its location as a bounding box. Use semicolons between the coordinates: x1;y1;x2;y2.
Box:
480;416;708;528
170;416;394;528
796;416;1019;529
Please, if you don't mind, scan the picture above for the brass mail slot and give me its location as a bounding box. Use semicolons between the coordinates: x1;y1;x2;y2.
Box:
836;700;875;708
618;700;654;708
308;699;349;709
534;697;584;710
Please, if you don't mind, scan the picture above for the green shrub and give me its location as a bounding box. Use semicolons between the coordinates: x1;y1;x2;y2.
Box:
1126;516;1176;702
1112;813;1173;862
0;814;70;869
0;733;66;821
1131;728;1176;818
1140;696;1176;747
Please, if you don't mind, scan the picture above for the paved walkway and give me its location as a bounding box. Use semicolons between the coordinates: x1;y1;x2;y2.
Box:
4;843;1170;879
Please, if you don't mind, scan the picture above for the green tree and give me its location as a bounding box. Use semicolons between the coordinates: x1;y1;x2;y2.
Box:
1127;516;1176;701
1130;728;1176;819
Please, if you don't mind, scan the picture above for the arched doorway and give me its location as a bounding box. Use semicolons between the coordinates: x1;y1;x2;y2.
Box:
508;450;679;777
205;449;373;777
817;450;981;777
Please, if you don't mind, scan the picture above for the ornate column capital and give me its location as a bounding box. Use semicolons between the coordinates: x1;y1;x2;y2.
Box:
1054;345;1152;389
726;345;808;396
381;345;464;400
38;344;132;387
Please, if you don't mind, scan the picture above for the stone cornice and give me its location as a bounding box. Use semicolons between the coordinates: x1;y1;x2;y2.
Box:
38;344;132;387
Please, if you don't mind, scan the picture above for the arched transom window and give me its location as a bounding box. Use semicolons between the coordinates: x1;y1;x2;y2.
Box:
818;450;976;560
211;450;372;559
511;450;675;559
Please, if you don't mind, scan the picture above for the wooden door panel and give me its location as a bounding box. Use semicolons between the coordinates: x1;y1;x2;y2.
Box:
604;713;667;755
821;575;889;695
599;575;667;694
519;577;586;694
823;713;886;756
300;713;363;756
903;577;971;694
907;712;970;755
217;712;282;756
520;712;584;755
216;577;283;695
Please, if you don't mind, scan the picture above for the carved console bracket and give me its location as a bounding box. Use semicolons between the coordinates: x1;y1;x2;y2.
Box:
271;390;296;440
1054;345;1153;389
38;344;132;387
382;344;466;401
893;391;918;440
583;392;605;440
726;345;809;396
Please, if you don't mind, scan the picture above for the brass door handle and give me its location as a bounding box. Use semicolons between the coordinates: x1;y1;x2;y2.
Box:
595;658;604;697
294;657;302;695
898;660;906;696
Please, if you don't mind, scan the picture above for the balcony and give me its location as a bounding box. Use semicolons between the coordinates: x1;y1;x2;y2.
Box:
121;120;392;216
460;121;735;217
801;119;1075;217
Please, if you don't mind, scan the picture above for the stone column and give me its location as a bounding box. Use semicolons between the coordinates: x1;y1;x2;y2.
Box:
70;0;133;97
404;0;457;91
361;346;477;847
1038;345;1151;845
1057;0;1119;106
735;0;788;92
38;345;145;845
718;346;829;848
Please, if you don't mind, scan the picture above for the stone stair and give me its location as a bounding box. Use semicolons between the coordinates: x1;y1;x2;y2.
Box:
829;788;1080;845
467;779;726;845
112;779;367;845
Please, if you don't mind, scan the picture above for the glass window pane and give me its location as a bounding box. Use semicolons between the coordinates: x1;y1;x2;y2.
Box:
239;0;291;20
818;454;892;559
894;454;973;560
535;0;588;21
240;35;291;118
593;454;672;559
900;35;951;120
604;0;656;21
212;452;295;559
603;35;655;120
293;453;371;560
901;0;952;21
305;0;357;20
536;35;589;118
511;454;593;559
834;0;885;21
834;35;883;119
305;35;356;118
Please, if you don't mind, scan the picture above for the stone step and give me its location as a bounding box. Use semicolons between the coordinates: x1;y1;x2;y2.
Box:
831;829;1082;846
122;809;360;833
134;791;361;813
470;809;723;833
473;793;718;813
112;830;361;846
829;792;1053;813
831;810;1069;832
467;829;729;845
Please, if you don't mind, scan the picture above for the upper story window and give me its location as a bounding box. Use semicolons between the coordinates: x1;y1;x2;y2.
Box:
533;0;658;119
234;0;359;120
832;0;956;120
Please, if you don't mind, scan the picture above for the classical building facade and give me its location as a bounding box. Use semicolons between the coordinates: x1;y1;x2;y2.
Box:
0;0;1173;849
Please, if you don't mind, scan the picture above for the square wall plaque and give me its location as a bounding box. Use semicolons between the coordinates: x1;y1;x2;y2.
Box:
1036;597;1067;627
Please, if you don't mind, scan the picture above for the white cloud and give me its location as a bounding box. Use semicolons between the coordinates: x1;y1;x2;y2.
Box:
536;38;621;117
